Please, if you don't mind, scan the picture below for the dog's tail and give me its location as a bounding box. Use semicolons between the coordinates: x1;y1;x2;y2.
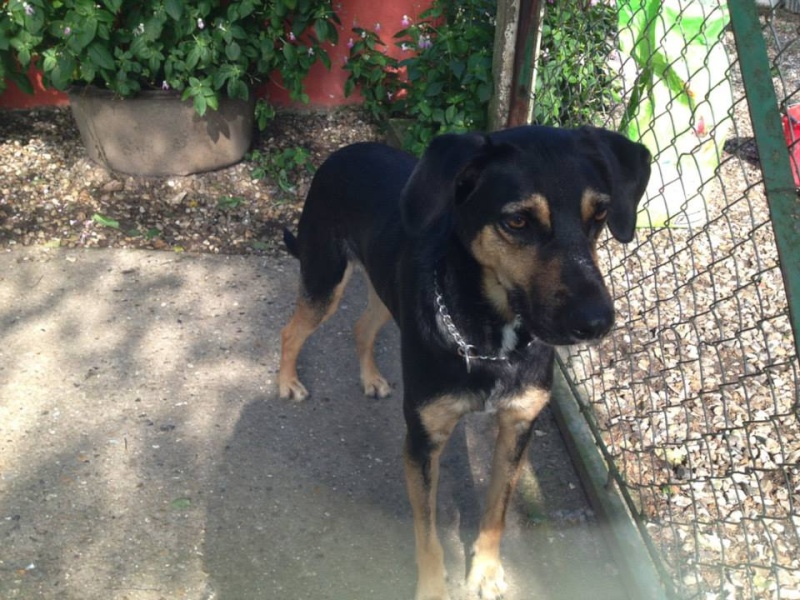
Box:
283;228;300;259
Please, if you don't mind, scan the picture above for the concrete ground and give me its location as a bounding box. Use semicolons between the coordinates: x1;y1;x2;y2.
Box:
0;247;627;600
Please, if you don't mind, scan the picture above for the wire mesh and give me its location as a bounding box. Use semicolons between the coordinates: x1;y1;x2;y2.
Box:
532;2;800;598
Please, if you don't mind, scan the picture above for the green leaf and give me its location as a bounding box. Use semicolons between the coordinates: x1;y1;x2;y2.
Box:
186;45;202;70
10;72;34;95
79;61;96;83
92;213;120;229
282;43;297;65
218;196;245;210
68;19;98;52
425;80;444;98
87;42;115;70
165;0;183;21
143;16;164;41
225;41;241;61
318;49;331;71
50;54;77;89
205;93;219;112
193;94;207;116
227;78;249;100
100;0;123;12
170;497;192;511
450;60;466;79
314;19;332;43
237;1;255;20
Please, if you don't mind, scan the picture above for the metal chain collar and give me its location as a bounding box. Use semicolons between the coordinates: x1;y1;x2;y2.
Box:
433;272;512;373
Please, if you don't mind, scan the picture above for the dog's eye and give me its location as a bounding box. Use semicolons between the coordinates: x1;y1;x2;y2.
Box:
502;215;529;231
594;206;609;221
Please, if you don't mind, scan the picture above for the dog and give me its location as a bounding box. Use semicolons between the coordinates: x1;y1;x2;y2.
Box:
278;125;651;600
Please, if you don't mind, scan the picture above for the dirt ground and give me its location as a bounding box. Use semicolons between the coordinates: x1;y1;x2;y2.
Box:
0;247;628;600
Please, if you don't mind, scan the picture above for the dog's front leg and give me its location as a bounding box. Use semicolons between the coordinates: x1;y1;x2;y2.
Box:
404;395;471;600
468;387;550;600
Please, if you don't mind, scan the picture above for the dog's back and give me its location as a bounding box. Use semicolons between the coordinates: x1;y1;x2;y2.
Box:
291;143;415;252
284;142;416;308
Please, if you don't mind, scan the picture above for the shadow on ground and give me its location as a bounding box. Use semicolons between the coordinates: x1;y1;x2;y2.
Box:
0;247;624;600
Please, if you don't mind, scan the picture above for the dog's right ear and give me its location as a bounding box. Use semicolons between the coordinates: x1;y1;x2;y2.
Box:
400;132;489;235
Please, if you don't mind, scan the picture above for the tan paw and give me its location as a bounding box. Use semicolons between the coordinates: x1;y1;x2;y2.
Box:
278;377;309;402
362;373;392;398
467;554;507;599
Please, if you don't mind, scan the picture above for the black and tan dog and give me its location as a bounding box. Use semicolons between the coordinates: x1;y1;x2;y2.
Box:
278;125;650;600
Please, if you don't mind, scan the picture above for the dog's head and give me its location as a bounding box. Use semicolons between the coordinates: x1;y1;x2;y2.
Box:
400;125;651;346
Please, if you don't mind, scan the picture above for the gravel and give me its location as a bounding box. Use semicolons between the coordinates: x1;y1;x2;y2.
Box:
0;107;381;255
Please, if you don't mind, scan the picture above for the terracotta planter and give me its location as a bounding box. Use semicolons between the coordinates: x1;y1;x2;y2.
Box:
68;86;255;176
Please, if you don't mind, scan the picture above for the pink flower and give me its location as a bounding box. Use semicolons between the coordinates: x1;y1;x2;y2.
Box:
161;80;170;91
694;115;706;137
289;32;297;42
418;34;433;50
347;38;354;49
401;15;411;28
375;23;381;32
197;18;205;30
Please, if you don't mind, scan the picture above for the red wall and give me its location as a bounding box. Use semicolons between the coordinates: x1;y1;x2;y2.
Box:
0;0;430;110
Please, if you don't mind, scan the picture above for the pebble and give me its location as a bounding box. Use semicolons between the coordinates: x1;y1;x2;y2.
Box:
0;107;380;255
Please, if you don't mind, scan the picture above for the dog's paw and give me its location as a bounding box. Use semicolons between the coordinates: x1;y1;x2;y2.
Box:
362;374;392;398
278;377;309;402
467;555;507;600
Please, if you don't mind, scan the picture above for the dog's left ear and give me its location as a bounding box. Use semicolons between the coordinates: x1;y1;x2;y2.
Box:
400;132;490;235
579;126;651;243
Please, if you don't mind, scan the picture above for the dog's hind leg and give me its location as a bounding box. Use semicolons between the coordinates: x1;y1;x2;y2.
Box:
354;279;392;398
467;387;550;599
278;262;353;401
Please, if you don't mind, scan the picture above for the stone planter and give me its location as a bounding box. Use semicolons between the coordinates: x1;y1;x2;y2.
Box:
68;86;255;176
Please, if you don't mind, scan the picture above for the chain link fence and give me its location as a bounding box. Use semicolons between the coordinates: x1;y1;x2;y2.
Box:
532;1;800;598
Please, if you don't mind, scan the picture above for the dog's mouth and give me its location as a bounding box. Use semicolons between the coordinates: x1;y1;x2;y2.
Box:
519;319;609;347
519;320;577;347
509;291;613;347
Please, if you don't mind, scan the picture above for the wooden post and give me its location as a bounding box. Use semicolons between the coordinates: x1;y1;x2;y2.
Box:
488;0;521;130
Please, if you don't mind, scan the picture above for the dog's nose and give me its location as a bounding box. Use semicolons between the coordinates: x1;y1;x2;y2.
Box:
569;304;614;341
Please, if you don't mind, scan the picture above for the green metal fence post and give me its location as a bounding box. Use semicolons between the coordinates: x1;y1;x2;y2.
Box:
729;0;800;358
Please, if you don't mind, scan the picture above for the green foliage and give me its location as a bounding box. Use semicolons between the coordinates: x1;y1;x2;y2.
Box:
345;0;618;152
249;146;314;197
1;0;339;117
343;27;403;122
533;0;617;128
345;0;495;155
254;98;277;131
0;0;47;94
217;196;246;210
